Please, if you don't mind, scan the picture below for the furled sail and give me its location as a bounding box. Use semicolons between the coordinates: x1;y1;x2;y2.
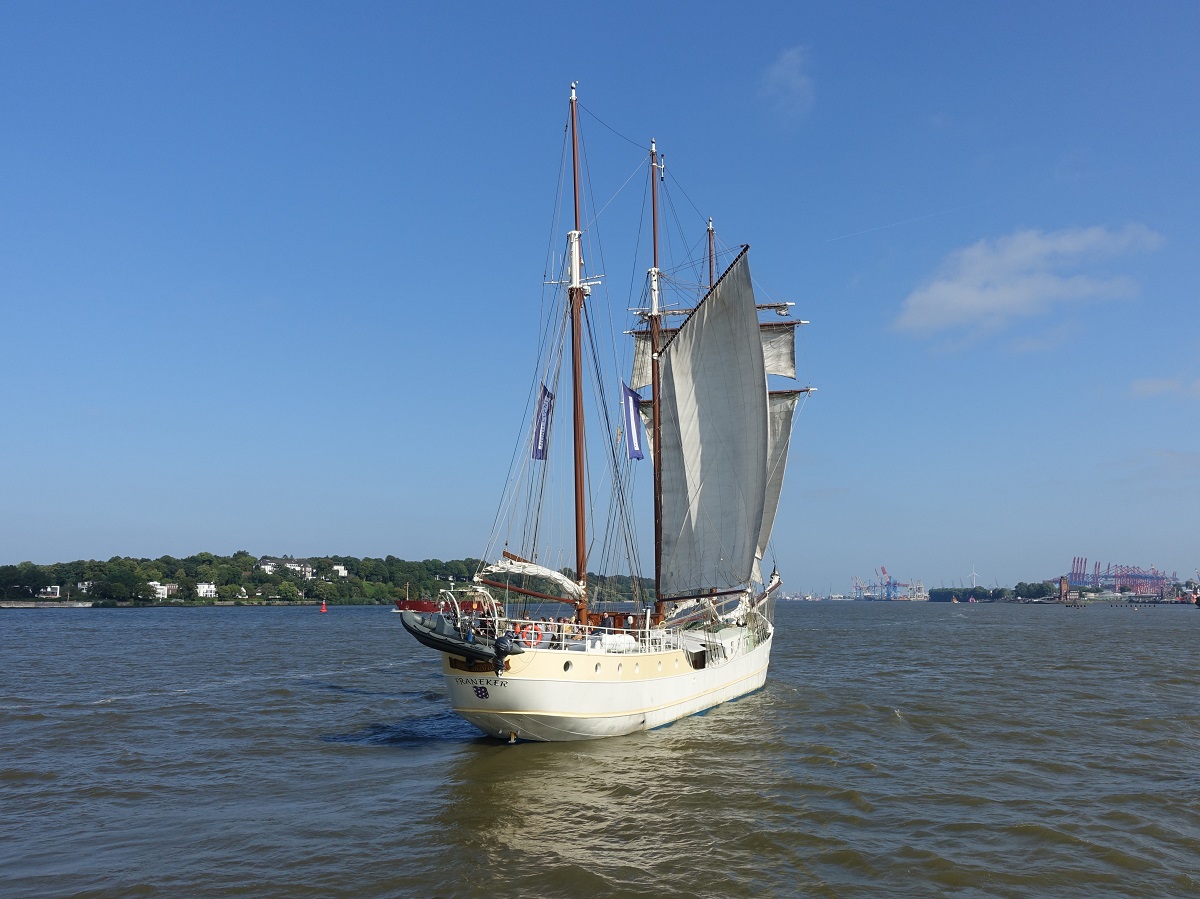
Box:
657;249;769;597
480;558;585;600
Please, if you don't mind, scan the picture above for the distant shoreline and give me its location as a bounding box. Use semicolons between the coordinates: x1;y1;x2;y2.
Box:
0;599;385;610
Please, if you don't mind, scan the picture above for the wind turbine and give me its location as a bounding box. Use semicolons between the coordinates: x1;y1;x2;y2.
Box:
969;565;980;588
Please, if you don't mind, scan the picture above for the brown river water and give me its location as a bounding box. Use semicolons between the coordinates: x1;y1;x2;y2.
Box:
2;601;1198;897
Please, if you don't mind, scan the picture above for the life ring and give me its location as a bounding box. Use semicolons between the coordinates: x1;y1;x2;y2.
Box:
520;624;544;646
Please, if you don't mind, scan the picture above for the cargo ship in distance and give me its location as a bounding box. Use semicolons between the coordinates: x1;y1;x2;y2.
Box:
392;583;439;614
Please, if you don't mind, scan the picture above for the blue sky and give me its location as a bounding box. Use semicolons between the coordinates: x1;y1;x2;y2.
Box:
3;1;1197;593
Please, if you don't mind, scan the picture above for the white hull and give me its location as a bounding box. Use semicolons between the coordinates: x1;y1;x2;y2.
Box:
440;628;773;741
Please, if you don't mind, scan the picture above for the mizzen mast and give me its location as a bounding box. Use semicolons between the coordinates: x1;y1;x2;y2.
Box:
568;83;588;625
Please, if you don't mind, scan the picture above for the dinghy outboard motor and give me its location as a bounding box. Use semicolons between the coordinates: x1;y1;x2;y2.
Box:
492;629;523;675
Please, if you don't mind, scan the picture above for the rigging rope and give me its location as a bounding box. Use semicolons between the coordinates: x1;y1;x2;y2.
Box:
578;103;645;150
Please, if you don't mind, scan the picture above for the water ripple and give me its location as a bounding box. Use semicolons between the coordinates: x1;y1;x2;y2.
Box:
1;603;1197;897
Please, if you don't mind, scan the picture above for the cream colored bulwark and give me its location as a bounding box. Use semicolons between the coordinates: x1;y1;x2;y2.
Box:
442;644;688;684
438;632;773;741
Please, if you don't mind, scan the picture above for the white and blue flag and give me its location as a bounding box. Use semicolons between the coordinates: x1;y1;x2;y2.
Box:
532;383;554;460
622;382;644;461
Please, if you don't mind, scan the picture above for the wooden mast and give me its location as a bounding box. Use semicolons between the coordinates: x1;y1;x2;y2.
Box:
650;140;665;622
568;83;588;626
707;217;716;289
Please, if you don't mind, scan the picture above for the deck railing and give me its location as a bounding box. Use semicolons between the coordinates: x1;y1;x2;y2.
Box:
434;588;772;662
446;613;692;655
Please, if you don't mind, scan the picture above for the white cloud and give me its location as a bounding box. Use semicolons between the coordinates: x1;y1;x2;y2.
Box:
760;47;815;126
1150;449;1200;478
895;224;1162;337
1115;448;1200;483
1129;377;1200;399
1004;322;1079;355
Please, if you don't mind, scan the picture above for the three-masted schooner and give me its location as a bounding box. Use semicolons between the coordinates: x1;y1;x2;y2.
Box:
401;84;812;741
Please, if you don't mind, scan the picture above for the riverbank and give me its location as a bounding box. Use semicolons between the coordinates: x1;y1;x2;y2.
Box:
0;599;386;609
0;600;95;609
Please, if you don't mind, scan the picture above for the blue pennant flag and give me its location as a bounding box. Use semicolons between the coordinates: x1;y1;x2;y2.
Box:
622;383;645;460
532;383;554;460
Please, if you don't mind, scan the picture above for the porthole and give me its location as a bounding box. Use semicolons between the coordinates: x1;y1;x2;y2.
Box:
634;663;640;674
674;659;679;670
563;661;572;672
617;663;623;674
594;662;602;674
657;661;662;672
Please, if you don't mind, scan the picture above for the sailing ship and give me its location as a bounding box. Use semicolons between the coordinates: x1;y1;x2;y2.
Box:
401;84;813;741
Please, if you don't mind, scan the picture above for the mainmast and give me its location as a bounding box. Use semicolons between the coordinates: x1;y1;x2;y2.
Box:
649;139;665;621
568;83;588;625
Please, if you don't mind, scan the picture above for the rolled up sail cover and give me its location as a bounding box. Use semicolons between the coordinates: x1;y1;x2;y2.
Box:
480;558;585;600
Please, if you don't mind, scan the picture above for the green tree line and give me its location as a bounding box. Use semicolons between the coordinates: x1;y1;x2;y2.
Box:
927;583;1059;602
0;552;485;605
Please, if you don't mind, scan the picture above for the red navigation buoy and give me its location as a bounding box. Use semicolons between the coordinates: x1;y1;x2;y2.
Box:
320;599;327;613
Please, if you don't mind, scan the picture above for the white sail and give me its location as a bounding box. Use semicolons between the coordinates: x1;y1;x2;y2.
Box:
760;322;798;380
753;390;802;583
637;327;798;473
638;398;655;458
480;558;585;600
630;327;676;392
632;321;797;390
658;250;768;597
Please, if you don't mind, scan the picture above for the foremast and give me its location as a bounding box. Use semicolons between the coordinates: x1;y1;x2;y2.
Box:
568;83;589;626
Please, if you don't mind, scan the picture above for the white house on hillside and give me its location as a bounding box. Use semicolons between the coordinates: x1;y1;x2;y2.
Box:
285;561;314;579
257;557;315;580
147;581;176;600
